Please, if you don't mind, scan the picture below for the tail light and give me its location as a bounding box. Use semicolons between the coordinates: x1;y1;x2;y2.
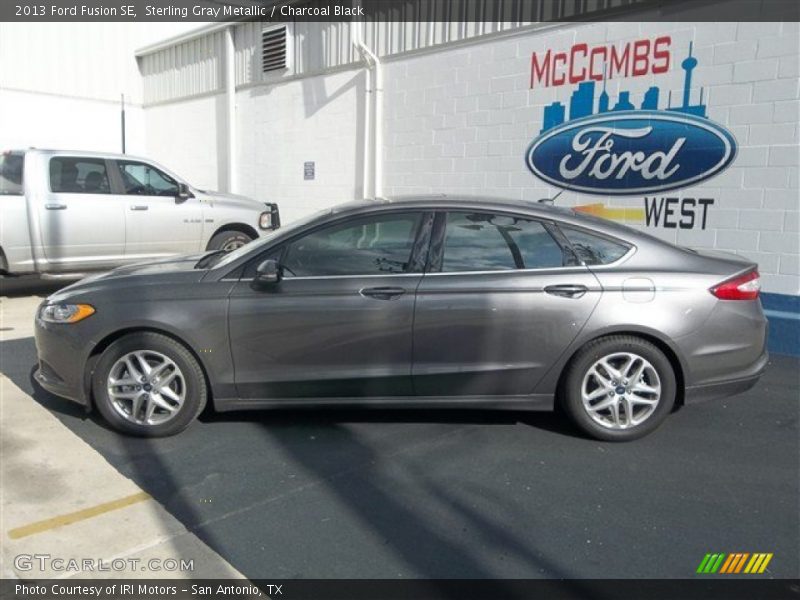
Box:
710;270;761;300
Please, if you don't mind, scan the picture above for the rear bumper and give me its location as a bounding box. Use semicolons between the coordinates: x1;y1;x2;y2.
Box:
683;349;768;404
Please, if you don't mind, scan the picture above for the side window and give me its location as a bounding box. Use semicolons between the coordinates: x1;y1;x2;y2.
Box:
49;157;110;194
116;161;178;196
560;226;631;265
282;212;422;277
441;212;566;272
0;152;24;195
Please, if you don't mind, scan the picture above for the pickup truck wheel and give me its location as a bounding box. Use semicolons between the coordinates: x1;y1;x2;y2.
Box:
207;230;253;252
92;332;207;437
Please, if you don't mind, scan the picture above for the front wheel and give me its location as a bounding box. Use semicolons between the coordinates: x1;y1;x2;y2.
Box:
207;229;254;252
561;335;676;441
92;332;207;437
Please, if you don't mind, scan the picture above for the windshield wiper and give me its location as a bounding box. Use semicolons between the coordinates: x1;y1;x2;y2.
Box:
195;250;227;269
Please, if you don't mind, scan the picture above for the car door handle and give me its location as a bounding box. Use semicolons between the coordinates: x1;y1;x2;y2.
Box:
544;284;589;298
44;203;67;210
130;205;149;211
360;286;406;300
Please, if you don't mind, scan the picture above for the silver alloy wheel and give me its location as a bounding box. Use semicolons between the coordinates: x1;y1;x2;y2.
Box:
107;350;186;426
222;239;246;252
580;352;661;430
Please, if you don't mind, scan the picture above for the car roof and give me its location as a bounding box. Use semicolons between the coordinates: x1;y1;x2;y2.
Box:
15;148;155;162
333;194;575;218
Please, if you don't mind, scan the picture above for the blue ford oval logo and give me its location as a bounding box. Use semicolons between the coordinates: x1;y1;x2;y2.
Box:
526;111;737;196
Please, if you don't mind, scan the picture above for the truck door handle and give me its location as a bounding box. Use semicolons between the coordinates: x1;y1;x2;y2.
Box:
544;284;589;298
360;287;406;300
44;204;67;210
130;205;149;211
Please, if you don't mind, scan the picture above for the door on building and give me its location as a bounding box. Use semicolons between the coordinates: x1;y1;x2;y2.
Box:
110;159;203;261
412;210;602;397
227;211;432;401
39;156;126;270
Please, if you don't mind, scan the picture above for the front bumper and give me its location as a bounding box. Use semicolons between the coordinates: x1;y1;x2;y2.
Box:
33;313;92;409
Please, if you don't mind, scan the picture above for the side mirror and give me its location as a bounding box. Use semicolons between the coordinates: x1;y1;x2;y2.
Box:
176;183;194;202
254;259;282;285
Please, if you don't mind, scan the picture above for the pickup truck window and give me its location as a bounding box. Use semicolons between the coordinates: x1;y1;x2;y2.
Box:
116;161;178;196
0;151;24;195
50;157;110;194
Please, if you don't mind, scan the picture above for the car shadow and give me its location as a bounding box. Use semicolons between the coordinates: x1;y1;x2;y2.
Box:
0;275;79;298
201;405;583;438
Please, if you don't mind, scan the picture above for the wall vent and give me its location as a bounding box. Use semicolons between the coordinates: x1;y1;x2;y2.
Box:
262;26;287;73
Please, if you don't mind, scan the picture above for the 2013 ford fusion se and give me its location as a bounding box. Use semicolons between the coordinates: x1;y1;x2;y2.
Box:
34;196;768;441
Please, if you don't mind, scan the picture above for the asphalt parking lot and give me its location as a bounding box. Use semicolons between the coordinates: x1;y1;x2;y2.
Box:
1;279;798;580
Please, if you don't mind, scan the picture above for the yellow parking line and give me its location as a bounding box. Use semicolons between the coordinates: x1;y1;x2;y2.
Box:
8;491;151;539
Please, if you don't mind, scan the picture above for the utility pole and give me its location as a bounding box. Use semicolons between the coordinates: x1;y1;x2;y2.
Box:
120;93;126;154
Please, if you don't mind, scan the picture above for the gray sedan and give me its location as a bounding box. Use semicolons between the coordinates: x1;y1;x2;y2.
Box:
33;196;768;441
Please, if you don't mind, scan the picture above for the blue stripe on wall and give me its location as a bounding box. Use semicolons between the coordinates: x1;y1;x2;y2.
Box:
761;292;800;357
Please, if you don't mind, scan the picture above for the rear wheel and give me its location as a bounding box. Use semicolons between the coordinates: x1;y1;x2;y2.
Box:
561;335;676;441
92;332;207;437
207;229;254;252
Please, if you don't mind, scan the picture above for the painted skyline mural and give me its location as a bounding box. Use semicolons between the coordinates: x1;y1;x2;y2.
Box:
540;42;707;133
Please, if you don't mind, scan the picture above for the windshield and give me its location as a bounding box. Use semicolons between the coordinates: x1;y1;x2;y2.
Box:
209;207;335;270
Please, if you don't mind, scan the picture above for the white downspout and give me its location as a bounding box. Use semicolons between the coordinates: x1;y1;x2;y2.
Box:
352;21;383;199
224;25;237;194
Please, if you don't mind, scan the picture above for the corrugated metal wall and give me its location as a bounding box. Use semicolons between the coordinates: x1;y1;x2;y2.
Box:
138;0;645;106
139;30;226;105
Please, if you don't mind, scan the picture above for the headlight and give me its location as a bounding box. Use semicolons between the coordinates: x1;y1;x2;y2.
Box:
259;211;272;230
39;303;95;324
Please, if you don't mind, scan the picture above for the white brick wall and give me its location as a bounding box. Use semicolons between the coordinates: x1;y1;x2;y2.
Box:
382;21;800;295
235;69;365;224
144;94;221;191
141;17;798;296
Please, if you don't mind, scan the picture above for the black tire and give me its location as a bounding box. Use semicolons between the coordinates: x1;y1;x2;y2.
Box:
561;335;676;442
206;229;254;252
92;332;207;437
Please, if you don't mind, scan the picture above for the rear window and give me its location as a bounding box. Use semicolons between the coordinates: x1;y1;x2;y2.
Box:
50;157;110;194
0;151;24;195
442;212;568;272
560;226;631;265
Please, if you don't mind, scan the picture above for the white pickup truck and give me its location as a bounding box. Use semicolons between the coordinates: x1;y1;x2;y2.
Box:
0;148;279;276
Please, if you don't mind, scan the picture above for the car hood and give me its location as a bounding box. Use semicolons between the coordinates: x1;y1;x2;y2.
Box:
47;254;209;302
200;190;264;211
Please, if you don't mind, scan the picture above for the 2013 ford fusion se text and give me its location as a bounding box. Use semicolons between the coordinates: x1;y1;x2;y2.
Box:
33;196;768;441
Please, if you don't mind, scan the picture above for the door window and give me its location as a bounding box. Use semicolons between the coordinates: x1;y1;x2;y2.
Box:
116;161;178;196
49;157;110;194
441;212;566;272
282;212;423;277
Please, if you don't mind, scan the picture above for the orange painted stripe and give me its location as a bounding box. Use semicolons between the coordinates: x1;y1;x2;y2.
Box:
734;553;749;573
574;203;646;222
719;553;736;574
759;553;773;573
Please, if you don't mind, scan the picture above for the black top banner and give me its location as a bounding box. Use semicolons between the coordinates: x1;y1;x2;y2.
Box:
2;0;800;22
